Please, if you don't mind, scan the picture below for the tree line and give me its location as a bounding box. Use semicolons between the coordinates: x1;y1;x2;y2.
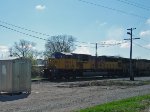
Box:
9;35;76;77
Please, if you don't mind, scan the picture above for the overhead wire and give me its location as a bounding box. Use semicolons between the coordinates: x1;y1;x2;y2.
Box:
0;20;51;37
133;35;150;43
140;38;150;44
0;2;149;58
124;0;150;9
95;0;149;32
115;0;150;11
0;23;125;48
0;21;92;45
1;20;149;58
0;24;48;41
77;0;148;19
0;20;109;46
133;41;150;51
77;0;149;53
0;0;148;46
0;23;91;46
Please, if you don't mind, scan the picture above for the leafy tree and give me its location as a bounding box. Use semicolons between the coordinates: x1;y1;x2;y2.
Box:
45;35;76;57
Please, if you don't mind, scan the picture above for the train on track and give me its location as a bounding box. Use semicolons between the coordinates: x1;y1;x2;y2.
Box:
43;52;150;79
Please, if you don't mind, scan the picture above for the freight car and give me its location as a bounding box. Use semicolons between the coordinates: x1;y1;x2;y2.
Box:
43;52;150;79
134;59;150;76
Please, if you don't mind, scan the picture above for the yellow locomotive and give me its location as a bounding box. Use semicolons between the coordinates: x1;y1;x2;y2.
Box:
44;52;132;79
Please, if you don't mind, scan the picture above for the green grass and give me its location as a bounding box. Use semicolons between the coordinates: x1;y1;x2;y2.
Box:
77;94;150;112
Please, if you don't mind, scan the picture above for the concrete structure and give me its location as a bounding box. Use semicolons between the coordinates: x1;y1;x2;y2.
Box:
0;58;31;94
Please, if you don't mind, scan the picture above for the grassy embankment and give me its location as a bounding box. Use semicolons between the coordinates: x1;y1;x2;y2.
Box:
77;94;150;112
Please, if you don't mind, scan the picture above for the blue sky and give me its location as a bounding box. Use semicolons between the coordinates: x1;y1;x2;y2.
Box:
0;0;150;59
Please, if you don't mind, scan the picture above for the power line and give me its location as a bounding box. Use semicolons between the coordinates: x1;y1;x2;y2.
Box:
0;23;98;50
0;22;129;51
0;20;51;37
77;0;148;19
0;23;97;49
76;41;127;48
75;39;128;49
0;23;126;47
140;38;150;44
133;42;150;51
0;20;121;46
133;35;150;43
0;24;48;41
115;0;150;11
0;20;95;45
124;0;150;9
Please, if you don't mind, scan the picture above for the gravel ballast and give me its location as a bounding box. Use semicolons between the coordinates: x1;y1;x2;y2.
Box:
0;77;150;112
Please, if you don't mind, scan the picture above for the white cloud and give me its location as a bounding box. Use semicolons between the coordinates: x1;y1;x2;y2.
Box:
139;30;150;37
0;45;9;53
146;18;150;25
100;40;121;45
73;44;91;55
120;42;130;48
99;40;129;48
35;5;46;11
100;39;126;46
0;45;9;58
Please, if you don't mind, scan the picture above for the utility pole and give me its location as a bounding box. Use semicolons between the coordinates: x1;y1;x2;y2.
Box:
124;28;140;81
95;43;98;69
95;43;98;58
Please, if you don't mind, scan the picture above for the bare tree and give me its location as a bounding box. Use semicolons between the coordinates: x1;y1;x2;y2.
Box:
10;39;36;58
45;35;76;57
